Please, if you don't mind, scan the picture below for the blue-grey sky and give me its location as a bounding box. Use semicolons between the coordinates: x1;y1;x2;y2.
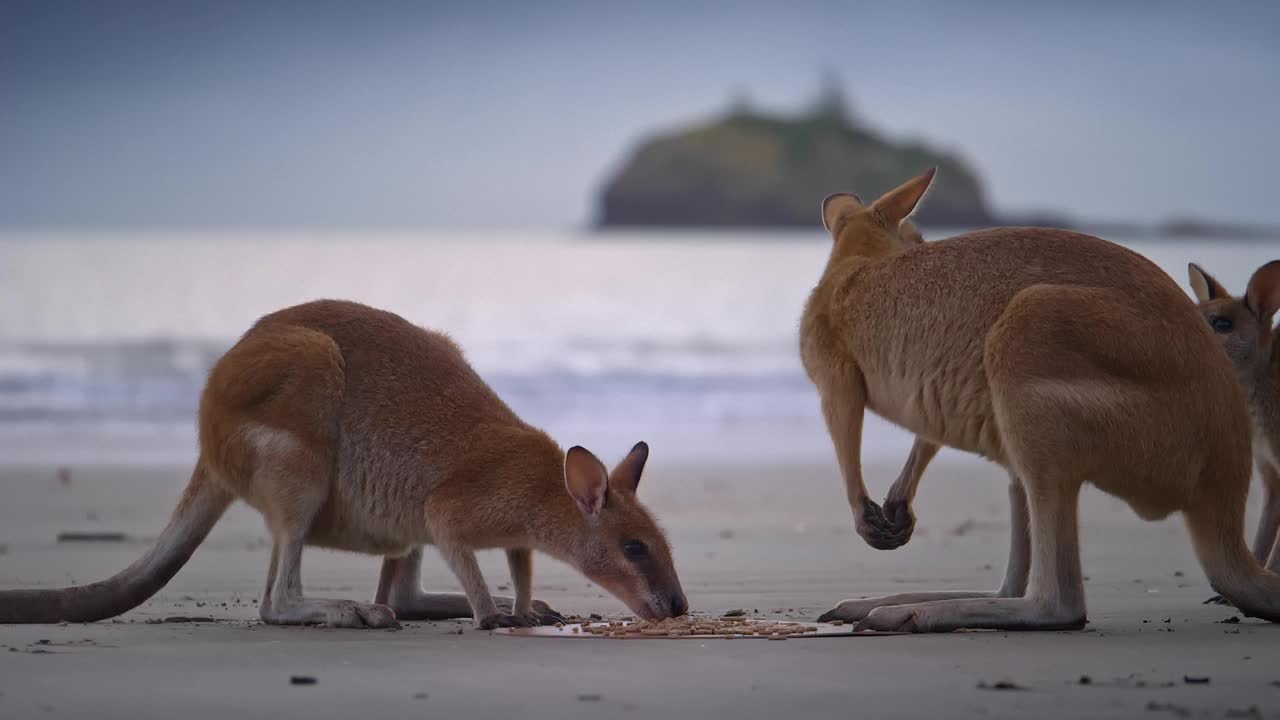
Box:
2;0;1278;229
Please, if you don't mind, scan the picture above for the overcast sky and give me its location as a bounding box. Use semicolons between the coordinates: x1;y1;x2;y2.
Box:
2;0;1278;229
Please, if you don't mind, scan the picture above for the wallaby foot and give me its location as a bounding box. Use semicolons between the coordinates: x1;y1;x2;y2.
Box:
375;548;563;623
386;591;560;623
854;597;1085;633
261;597;399;629
821;591;1001;623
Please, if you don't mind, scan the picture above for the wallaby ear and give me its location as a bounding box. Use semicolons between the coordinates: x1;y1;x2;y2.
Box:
1244;260;1280;325
872;167;936;224
564;446;608;516
821;193;863;234
1187;263;1229;303
611;441;649;494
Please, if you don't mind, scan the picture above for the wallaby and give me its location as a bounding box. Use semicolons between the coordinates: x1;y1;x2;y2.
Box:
0;300;688;628
801;168;1280;631
1187;261;1280;593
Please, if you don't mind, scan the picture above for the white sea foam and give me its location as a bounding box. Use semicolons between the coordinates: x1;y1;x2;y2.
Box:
0;229;1272;464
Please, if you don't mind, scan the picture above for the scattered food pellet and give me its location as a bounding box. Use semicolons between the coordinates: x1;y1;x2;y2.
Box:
1183;676;1210;685
574;616;820;639
722;609;746;617
290;676;317;686
56;532;128;543
577;694;602;702
977;681;1024;691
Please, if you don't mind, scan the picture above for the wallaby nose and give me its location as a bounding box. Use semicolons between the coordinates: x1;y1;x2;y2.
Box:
670;592;688;617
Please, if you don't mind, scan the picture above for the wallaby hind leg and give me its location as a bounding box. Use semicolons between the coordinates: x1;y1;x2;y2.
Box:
855;472;1085;632
373;547;563;623
820;474;1030;622
1255;464;1280;571
261;534;399;628
252;437;397;628
1206;463;1280;603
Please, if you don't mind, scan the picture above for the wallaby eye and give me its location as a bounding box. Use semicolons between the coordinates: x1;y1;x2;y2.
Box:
621;540;648;561
1211;316;1234;333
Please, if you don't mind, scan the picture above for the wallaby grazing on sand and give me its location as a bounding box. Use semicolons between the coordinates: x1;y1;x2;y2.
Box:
1187;261;1280;582
0;300;687;628
801;168;1280;632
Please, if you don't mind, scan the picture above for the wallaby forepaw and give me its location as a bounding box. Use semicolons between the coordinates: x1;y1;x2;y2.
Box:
528;601;565;625
882;499;916;543
478;613;537;630
493;598;563;625
855;499;914;550
1202;595;1232;606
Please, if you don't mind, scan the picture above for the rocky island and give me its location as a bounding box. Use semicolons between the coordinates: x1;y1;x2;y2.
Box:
597;86;996;229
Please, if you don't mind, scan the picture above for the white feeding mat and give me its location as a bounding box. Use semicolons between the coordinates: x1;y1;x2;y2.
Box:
491;616;906;639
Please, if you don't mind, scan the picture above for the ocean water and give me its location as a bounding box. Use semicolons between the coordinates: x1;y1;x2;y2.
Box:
0;229;1274;466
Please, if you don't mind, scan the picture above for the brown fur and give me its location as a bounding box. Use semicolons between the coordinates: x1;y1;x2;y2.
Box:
804;169;1280;631
0;300;686;627
1188;261;1280;573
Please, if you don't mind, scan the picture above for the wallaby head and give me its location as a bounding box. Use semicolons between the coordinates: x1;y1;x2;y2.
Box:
1188;261;1280;379
562;442;687;620
821;167;935;260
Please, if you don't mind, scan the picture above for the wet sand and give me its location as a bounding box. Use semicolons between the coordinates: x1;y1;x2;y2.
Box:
1;459;1277;719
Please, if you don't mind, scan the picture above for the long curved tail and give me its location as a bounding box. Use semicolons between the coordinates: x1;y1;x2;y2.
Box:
1185;483;1280;622
0;462;233;623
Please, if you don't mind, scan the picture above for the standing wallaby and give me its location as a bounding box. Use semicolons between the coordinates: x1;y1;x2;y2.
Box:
0;300;688;628
1187;261;1280;587
802;168;1280;631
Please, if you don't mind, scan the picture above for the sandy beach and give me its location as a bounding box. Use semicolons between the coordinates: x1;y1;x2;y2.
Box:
1;458;1277;719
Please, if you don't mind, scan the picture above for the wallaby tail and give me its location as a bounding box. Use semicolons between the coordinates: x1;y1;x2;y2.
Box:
1184;482;1280;622
0;461;233;623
